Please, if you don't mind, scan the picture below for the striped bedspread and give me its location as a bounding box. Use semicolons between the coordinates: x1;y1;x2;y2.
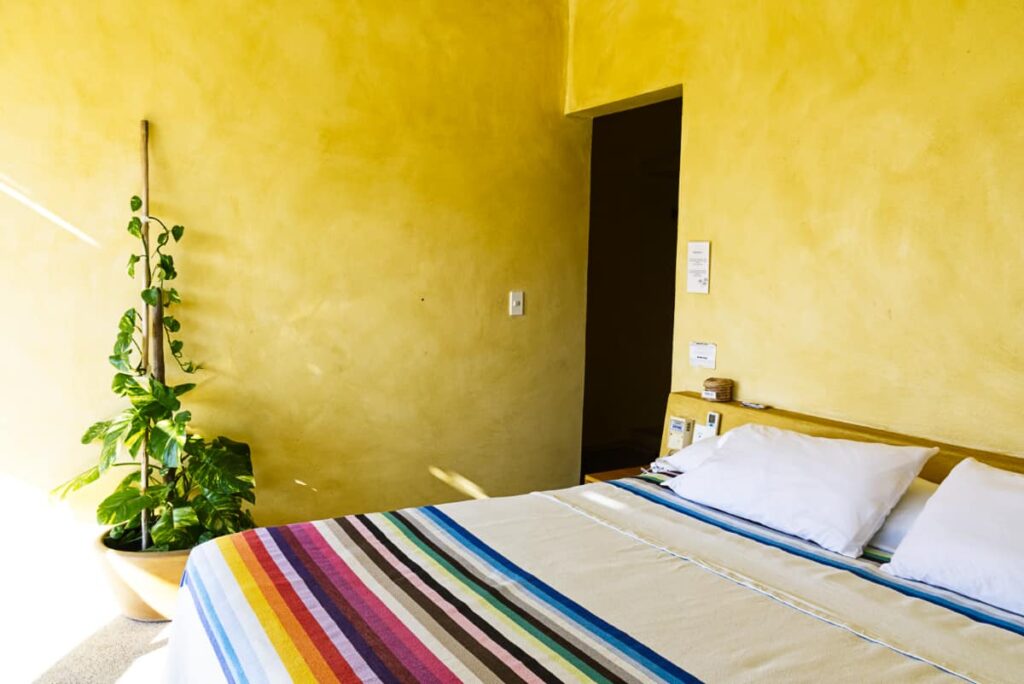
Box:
179;504;693;683
169;478;1024;683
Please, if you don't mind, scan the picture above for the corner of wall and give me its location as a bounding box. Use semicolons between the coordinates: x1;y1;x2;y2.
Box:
562;0;578;115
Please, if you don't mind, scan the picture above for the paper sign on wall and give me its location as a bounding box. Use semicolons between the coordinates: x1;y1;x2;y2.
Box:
689;341;717;369
686;241;711;294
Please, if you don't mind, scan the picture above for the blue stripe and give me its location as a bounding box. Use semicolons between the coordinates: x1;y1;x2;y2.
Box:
184;565;246;684
611;479;1024;637
421;506;702;684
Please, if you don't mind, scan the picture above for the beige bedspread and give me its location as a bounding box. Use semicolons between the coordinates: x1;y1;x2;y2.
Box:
443;481;1023;683
167;477;1024;682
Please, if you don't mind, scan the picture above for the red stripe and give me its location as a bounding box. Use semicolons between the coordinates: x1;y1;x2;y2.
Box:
243;529;361;682
292;521;461;683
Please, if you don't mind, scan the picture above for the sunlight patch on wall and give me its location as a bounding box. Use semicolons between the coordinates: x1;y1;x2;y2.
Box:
428;466;489;500
0;176;99;247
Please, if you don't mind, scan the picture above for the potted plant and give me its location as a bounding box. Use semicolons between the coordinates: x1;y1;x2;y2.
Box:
55;189;255;622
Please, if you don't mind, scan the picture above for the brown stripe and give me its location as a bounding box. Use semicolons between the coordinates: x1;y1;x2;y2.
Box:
342;514;561;684
391;510;634;683
319;520;498;683
273;525;421;684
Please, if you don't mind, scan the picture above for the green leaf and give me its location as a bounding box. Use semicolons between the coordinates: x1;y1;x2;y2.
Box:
141;287;161;306
116;469;142;488
133;395;171;420
170;340;183;356
156;231;169;246
97;487;155;526
193;491;251;535
81;420;111;444
162;315;180;333
98;410;134;473
127;216;142;238
108;352;132;372
171;225;184;242
127;254;140;278
123;417;148;458
173;410;192;426
158;254;176;280
166;288;181;305
118;308;138;333
150;506;202;549
98;434;118;472
112;471;168;502
130;195;142;212
113;331;132;354
112;373;147;397
172;383;195;397
149;378;181;411
190;437;255;498
173;505;199;528
52;465;101;498
150;418;185;467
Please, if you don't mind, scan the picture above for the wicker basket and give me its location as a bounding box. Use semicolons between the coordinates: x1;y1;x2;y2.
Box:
702;377;734;402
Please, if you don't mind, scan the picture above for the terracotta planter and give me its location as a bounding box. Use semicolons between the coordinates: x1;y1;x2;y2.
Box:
95;532;191;622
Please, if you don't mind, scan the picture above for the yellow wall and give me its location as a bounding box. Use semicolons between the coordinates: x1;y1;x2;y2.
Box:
0;1;591;526
568;0;1024;456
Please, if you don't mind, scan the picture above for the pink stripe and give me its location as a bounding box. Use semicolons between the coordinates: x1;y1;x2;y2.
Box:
348;516;547;684
255;527;376;681
291;521;459;683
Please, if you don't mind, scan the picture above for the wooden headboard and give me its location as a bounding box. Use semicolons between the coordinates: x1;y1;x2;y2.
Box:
660;391;1024;483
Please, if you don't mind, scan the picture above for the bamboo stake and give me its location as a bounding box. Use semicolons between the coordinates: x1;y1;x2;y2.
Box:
140;120;151;550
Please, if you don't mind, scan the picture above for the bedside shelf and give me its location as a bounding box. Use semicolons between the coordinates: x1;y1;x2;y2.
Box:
582;466;645;484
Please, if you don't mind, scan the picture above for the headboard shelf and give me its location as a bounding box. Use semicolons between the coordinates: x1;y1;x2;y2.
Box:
661;391;1024;483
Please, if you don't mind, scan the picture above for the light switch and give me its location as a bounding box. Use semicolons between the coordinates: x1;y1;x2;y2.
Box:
509;291;524;316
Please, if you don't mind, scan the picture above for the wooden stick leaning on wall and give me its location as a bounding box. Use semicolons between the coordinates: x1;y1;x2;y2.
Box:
139;120;150;549
138;120;169;550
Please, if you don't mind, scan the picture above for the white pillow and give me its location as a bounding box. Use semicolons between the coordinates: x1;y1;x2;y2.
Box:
650;435;725;473
664;424;937;557
881;458;1024;615
867;477;939;553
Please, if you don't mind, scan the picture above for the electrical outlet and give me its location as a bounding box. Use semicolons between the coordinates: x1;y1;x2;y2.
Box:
693;424;715;443
693;411;722;443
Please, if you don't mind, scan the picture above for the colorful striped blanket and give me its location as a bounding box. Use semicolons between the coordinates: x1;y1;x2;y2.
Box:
168;479;1024;683
180;505;693;683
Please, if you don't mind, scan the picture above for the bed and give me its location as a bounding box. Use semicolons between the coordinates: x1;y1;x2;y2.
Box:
166;396;1024;683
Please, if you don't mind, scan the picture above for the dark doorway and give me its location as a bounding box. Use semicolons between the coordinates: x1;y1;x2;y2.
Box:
581;97;681;478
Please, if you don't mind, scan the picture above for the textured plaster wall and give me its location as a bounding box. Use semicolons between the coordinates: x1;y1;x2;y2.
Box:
567;0;1024;456
0;1;591;526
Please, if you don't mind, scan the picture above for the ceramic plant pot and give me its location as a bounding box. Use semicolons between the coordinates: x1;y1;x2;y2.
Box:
95;532;191;622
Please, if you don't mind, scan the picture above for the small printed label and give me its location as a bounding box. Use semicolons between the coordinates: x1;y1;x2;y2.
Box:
689;341;717;369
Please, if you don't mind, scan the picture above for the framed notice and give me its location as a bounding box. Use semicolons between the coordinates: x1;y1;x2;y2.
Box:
686;241;711;294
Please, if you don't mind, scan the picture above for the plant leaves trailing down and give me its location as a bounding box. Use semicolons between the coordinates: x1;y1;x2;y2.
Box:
53;196;255;552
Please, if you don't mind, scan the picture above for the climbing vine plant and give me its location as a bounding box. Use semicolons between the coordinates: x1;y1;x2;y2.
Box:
55;197;255;551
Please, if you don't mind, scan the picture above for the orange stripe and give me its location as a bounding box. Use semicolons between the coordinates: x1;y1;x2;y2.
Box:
223;533;338;683
247;529;361;681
